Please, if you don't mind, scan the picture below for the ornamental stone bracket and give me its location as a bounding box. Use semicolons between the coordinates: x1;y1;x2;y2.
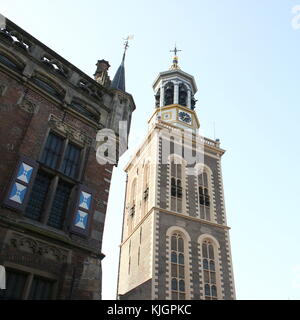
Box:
48;114;93;146
5;231;71;263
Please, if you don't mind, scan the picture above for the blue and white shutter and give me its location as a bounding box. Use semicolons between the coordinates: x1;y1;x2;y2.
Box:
3;156;38;212
71;185;94;236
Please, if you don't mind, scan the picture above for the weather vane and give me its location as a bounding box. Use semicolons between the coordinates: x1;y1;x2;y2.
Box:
122;35;134;58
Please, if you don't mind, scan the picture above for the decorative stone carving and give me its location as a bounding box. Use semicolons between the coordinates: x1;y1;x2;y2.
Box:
41;55;69;78
8;232;71;263
19;98;39;114
6;143;14;151
118;95;128;106
10;30;31;51
48;114;93;146
0;84;7;97
77;79;103;102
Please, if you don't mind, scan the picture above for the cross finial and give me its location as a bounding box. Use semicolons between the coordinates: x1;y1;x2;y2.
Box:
170;44;182;57
170;43;182;70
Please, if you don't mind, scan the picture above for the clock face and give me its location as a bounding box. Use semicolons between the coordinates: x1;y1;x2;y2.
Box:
178;111;192;124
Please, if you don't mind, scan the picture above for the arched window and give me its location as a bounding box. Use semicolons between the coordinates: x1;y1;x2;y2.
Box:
179;83;187;106
171;233;186;300
164;82;174;106
170;159;184;213
202;239;218;300
32;75;65;100
198;171;211;221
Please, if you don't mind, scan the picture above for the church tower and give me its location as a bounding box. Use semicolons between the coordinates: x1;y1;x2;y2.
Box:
117;49;235;300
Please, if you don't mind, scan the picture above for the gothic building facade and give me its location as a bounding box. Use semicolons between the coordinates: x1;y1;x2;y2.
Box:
0;18;135;299
117;53;235;300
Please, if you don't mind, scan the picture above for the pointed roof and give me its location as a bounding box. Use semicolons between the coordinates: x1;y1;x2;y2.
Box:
111;36;132;92
111;54;126;91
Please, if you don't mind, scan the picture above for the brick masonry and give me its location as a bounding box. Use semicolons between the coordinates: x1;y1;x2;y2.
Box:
0;19;135;299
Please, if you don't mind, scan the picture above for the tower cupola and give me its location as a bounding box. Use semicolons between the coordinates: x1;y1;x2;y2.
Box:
150;46;199;130
153;46;197;110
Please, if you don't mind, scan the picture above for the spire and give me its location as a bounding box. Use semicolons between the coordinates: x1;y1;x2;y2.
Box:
111;35;133;92
170;44;182;70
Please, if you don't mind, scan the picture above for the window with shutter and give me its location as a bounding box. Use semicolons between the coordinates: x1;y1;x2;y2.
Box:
3;156;38;213
70;185;94;236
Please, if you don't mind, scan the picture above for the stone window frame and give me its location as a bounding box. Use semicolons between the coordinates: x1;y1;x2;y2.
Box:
23;129;88;232
1;261;58;300
198;234;222;300
166;226;192;300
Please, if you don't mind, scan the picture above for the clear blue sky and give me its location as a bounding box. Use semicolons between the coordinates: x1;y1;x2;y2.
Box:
2;0;300;300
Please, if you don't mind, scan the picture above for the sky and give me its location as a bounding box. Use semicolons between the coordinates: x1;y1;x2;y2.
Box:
2;0;300;300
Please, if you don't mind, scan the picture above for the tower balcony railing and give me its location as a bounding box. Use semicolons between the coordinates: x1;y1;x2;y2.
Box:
155;120;221;149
